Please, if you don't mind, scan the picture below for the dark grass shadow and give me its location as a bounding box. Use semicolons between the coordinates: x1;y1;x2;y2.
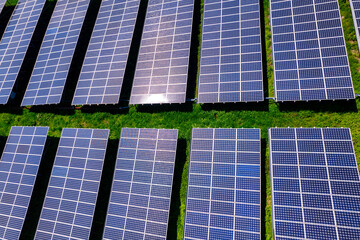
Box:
201;100;269;112
119;0;149;102
20;136;59;240
89;139;119;240
261;138;267;240
60;0;102;107
79;104;130;115
259;0;269;100
0;136;7;157
27;105;75;115
167;139;187;239
136;102;194;113
278;99;358;113
8;1;56;107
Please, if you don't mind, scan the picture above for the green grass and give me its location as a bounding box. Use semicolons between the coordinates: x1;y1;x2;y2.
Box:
1;0;360;239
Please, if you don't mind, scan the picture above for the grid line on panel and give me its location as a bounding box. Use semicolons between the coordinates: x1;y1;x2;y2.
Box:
35;128;109;240
0;0;46;104
184;128;261;240
22;0;91;106
198;0;263;103
269;128;360;240
72;0;141;105
103;128;178;240
270;0;355;101
0;126;49;240
130;0;194;104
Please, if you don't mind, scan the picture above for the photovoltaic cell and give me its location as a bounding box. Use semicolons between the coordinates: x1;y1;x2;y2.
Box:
0;0;46;104
350;0;360;52
130;0;194;104
270;0;355;101
72;0;141;106
21;0;91;106
35;128;109;240
103;128;178;240
269;128;360;239
184;128;261;240
0;126;49;240
198;0;263;103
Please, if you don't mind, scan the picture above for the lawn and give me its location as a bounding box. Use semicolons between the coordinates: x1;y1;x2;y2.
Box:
1;0;360;239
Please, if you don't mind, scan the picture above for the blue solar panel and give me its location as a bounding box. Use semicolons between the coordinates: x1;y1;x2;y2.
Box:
72;0;141;106
350;0;360;52
130;0;194;104
0;0;7;12
35;128;109;240
0;126;49;240
21;0;91;106
0;0;46;104
103;128;178;240
269;128;360;239
198;0;263;103
184;128;261;240
270;0;355;101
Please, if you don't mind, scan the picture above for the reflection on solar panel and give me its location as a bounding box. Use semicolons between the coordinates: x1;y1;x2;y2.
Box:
130;0;194;104
0;126;49;240
103;128;178;239
35;128;109;240
184;128;261;240
0;0;46;104
21;0;91;106
270;0;355;101
72;0;141;106
350;0;360;52
269;128;360;239
198;0;263;103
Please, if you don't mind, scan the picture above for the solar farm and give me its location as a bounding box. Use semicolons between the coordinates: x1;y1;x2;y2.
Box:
0;0;360;239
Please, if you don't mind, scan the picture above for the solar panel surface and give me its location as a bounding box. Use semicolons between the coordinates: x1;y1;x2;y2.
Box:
0;126;49;240
198;0;263;103
130;0;194;105
0;0;46;104
103;128;178;240
350;0;360;52
0;0;7;12
21;0;91;106
269;128;360;239
184;128;261;240
270;0;355;101
72;0;141;106
35;128;109;240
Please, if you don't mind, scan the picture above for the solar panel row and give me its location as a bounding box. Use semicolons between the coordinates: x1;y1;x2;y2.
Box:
269;128;360;239
22;0;91;106
350;0;360;52
198;0;263;103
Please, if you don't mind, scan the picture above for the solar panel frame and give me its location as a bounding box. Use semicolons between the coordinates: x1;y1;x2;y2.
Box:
0;0;46;104
269;127;360;239
129;0;195;105
197;0;264;103
350;0;360;53
184;128;262;240
103;128;178;240
21;0;91;106
0;126;49;240
269;0;355;102
72;0;141;106
35;128;110;240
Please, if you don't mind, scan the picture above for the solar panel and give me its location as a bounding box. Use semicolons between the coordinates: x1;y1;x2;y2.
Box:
129;0;194;105
350;0;360;52
184;128;261;240
103;128;178;239
0;0;7;12
35;128;109;240
0;0;46;104
21;0;91;106
270;0;355;101
198;0;263;103
269;127;360;239
72;0;141;106
0;126;49;240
